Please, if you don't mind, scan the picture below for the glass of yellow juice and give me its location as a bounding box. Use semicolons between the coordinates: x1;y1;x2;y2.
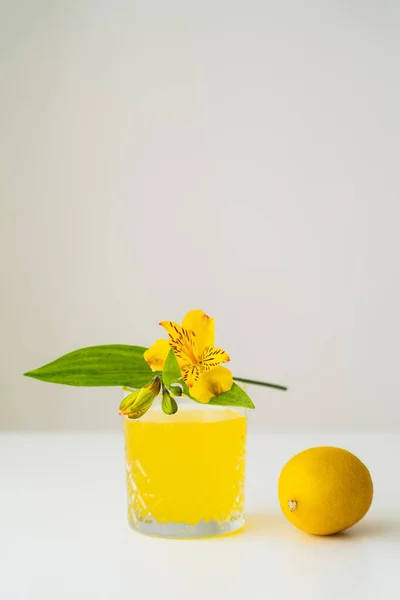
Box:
124;403;247;538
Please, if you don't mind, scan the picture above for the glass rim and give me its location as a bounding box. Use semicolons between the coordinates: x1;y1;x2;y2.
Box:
123;403;247;424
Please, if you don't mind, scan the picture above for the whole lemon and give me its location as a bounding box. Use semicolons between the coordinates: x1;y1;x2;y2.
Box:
278;447;373;535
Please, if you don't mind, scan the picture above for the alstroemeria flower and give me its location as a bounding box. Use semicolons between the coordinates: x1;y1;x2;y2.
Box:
144;309;232;402
190;366;233;404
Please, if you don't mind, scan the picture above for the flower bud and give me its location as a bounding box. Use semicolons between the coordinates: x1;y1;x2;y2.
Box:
119;390;140;415
162;388;178;415
120;376;161;419
169;384;182;397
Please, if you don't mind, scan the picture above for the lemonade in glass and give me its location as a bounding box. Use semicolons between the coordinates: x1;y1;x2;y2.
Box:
124;404;246;538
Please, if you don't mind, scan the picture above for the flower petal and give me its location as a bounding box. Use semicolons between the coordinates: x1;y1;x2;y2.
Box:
199;346;230;369
159;321;198;363
181;363;204;387
182;310;215;355
144;339;170;371
190;367;233;404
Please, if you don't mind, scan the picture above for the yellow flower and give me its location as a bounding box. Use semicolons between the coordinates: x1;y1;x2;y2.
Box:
144;309;232;402
190;366;233;404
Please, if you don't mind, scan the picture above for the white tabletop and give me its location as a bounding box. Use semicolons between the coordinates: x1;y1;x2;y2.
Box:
1;432;399;600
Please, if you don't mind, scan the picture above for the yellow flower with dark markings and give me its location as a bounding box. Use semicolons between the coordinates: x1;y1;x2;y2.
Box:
144;309;232;403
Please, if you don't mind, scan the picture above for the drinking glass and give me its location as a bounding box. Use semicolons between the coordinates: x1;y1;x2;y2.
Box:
124;403;247;538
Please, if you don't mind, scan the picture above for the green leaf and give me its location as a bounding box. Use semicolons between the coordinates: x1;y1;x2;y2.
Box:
161;350;197;400
162;349;182;388
180;380;193;398
208;382;255;409
24;345;153;388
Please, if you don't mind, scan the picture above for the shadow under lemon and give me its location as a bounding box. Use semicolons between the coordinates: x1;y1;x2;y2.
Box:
243;512;400;542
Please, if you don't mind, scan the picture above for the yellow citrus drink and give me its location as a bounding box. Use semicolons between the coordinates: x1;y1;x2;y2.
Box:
124;406;246;538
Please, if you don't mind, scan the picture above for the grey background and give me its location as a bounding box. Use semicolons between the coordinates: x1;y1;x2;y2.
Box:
1;0;399;432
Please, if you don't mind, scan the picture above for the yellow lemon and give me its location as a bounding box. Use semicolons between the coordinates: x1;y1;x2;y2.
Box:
278;446;373;535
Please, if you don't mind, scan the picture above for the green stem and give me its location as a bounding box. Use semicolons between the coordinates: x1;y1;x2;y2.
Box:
233;377;287;391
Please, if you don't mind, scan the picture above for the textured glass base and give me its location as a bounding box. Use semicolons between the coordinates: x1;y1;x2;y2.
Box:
128;514;245;539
